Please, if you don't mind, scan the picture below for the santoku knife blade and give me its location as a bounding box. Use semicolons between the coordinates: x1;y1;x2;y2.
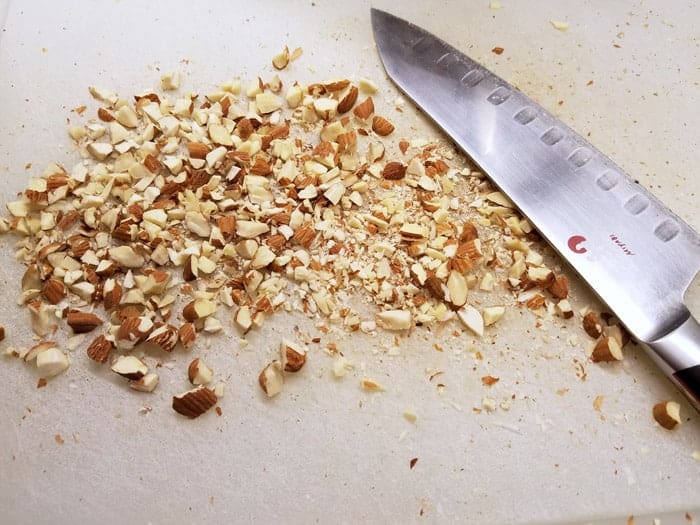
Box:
371;9;700;409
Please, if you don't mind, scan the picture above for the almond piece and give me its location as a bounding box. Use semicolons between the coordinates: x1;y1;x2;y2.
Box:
129;373;159;393
188;357;214;385
86;335;114;364
376;309;412;331
372;115;395;136
382;161;406;180
259;361;284;397
179;322;196;350
187;142;210;159
42;279;66;305
280;339;307;372
457;305;484;337
36;347;70;377
116;316;154;350
182;299;216;321
447;271;468;307
653;401;681;430
146;323;179;352
483;306;506;326
109;246;145;268
0;325;4;341
272;46;290;70
583;312;603;338
172;386;218;418
361;379;384;392
548;275;569;299
353;96;374;121
337;86;359;114
102;278;122;310
111;355;148;380
66;311;103;334
591;336;623;362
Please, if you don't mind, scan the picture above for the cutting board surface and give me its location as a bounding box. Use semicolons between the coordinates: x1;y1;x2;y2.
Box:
0;1;698;524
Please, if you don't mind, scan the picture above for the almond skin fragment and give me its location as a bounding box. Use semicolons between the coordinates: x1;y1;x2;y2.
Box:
86;335;114;364
187;142;210;159
652;401;681;430
172;386;218;418
372;115;395;136
0;325;4;342
66;311;103;334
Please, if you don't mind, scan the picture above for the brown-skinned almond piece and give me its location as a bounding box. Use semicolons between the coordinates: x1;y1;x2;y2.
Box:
583;312;603;338
337;86;359;114
548;275;569;299
188;358;214;385
652;401;681;430
280;339;307;372
187;142;210;159
0;325;4;342
146;323;179;352
97;107;114;121
372;115;395;136
172;386;217;418
42;279;66;305
179;322;196;350
66;311;103;334
591;336;623;362
353;96;374;120
259;361;284;397
382;161;406;180
86;335;114;364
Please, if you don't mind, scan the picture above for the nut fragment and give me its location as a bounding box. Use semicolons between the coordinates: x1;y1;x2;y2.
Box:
259;361;284;397
172;386;218;418
179;322;196;350
482;306;505;326
36;347;70;377
548;276;569;299
66;311;103;334
457;305;484;336
42;279;66;305
372;116;394;136
0;325;4;341
361;379;384;392
353;97;374;120
272;46;290;70
146;324;179;352
382;161;406;180
129;373;159;393
652;401;681;430
376;309;412;331
583;312;603;338
86;335;114;364
591;336;623;362
280;339;307;372
110;355;148;380
188;358;214;385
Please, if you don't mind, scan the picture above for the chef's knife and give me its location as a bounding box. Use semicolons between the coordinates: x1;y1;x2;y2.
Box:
371;9;700;410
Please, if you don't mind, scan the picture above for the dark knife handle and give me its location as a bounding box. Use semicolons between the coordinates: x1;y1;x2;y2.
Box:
647;316;700;412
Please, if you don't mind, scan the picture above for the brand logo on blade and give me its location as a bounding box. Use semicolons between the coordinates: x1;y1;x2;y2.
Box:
609;234;635;256
567;235;587;254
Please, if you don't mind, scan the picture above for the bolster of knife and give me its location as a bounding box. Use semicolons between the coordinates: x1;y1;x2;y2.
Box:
646;316;700;410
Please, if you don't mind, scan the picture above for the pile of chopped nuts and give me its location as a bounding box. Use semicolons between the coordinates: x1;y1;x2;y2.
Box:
0;60;592;419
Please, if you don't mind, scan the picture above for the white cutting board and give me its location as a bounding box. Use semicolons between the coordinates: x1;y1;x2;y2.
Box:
0;1;698;524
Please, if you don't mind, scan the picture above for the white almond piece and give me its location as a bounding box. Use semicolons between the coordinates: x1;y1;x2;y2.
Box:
323;182;345;205
160;71;181;90
256;92;282;114
376;310;412;331
313;98;338;119
236;220;269;239
115;105;139;128
479;272;495;291
185;211;211;238
111;355;148;379
285;85;303;108
251;245;276;269
447;271;468;307
87;142;113;160
142;209;168;228
109;246;145;268
457;305;484;336
129;373;159;392
206;146;227;168
36;347;69;378
358;78;379;93
88;86;118;105
234;305;253;331
209;123;233;146
108;121;130;144
259;361;284;397
483;306;505;326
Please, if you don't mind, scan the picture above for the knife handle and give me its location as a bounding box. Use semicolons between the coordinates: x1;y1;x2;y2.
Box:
646;316;700;412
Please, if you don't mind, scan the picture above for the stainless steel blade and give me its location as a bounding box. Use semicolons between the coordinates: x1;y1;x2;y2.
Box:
371;9;700;348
